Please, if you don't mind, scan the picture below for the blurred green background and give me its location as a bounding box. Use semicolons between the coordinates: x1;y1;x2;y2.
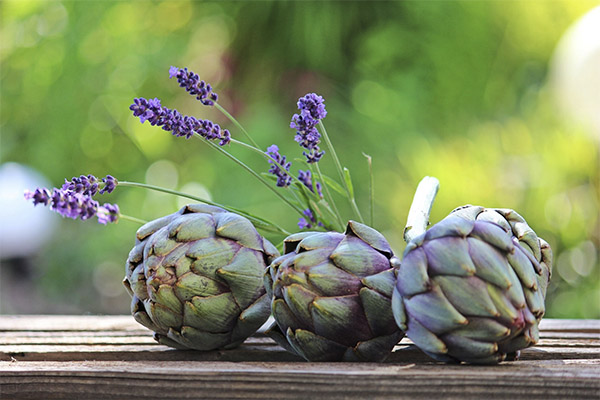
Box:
1;0;598;318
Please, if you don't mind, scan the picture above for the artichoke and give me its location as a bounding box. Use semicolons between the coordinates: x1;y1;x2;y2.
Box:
392;205;552;364
123;204;279;351
264;221;404;362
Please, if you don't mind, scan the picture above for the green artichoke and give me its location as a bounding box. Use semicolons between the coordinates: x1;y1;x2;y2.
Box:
392;205;552;364
264;221;404;362
123;204;279;351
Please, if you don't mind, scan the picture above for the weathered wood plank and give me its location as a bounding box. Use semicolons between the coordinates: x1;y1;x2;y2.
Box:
1;360;599;399
0;317;598;399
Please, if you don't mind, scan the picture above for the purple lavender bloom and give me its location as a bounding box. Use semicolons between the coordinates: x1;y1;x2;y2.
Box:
298;208;321;230
61;174;99;196
24;188;51;206
130;97;230;145
97;203;120;225
290;93;327;163
25;175;120;224
266;145;292;187
169;66;218;106
100;175;118;194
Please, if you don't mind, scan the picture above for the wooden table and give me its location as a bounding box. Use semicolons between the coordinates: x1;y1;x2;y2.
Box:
0;316;598;399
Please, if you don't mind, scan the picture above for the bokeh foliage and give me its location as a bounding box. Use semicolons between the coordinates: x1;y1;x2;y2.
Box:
1;0;598;318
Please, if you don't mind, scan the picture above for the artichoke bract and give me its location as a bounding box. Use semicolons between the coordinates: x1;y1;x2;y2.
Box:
264;221;404;362
392;205;552;364
123;204;279;351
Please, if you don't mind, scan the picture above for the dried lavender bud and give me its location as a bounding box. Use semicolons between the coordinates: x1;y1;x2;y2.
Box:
266;145;292;187
169;66;218;106
130;97;230;146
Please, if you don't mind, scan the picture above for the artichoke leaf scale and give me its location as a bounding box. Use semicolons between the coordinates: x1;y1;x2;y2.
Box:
152;284;183;314
272;298;303;332
184;292;241;333
424;215;474;241
187;238;239;277
168;214;216;241
361;269;396;297
215;212;264;251
422;237;476;276
403;284;468;334
346;220;393;257
359;287;396;336
175;271;224;301
433;275;499;318
395;247;430;297
469;221;514;253
282;284;316;329
467;238;512;289
306;262;362;296
330;235;391;276
288;328;348;362
311;295;372;346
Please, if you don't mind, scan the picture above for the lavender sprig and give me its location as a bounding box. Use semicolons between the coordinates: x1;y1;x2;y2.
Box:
130;97;230;145
298;170;322;197
291;93;327;164
25;175;120;225
266;145;292;188
169;66;218;106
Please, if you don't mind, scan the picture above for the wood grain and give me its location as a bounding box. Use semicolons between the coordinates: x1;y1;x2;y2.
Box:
0;316;599;399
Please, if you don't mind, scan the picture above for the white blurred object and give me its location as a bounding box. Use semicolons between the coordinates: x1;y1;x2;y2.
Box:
0;163;58;259
550;6;600;140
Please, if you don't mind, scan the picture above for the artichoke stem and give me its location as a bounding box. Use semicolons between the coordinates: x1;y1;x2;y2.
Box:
403;176;440;243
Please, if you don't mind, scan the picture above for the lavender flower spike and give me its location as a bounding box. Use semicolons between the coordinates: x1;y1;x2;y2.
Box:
266;145;292;187
25;174;120;224
169;66;218;106
290;93;327;163
130;97;230;146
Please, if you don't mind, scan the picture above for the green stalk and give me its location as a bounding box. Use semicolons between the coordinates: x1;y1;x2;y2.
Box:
214;103;260;149
313;163;344;230
118;181;291;236
403;176;440;243
118;214;148;225
199;138;305;219
363;153;374;227
318;120;364;223
230;138;318;193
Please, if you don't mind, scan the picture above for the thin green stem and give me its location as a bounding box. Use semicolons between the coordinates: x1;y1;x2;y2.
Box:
230;139;314;192
118;214;148;225
199;138;305;218
118;181;291;236
313;163;344;230
214;103;260;149
363;153;374;227
318;121;364;223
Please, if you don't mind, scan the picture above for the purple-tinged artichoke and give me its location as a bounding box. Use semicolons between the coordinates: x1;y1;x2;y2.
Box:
123;204;279;351
392;205;552;364
264;221;404;362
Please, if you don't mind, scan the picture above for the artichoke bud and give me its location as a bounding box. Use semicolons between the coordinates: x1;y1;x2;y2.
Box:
124;204;279;351
264;220;404;362
392;205;552;364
